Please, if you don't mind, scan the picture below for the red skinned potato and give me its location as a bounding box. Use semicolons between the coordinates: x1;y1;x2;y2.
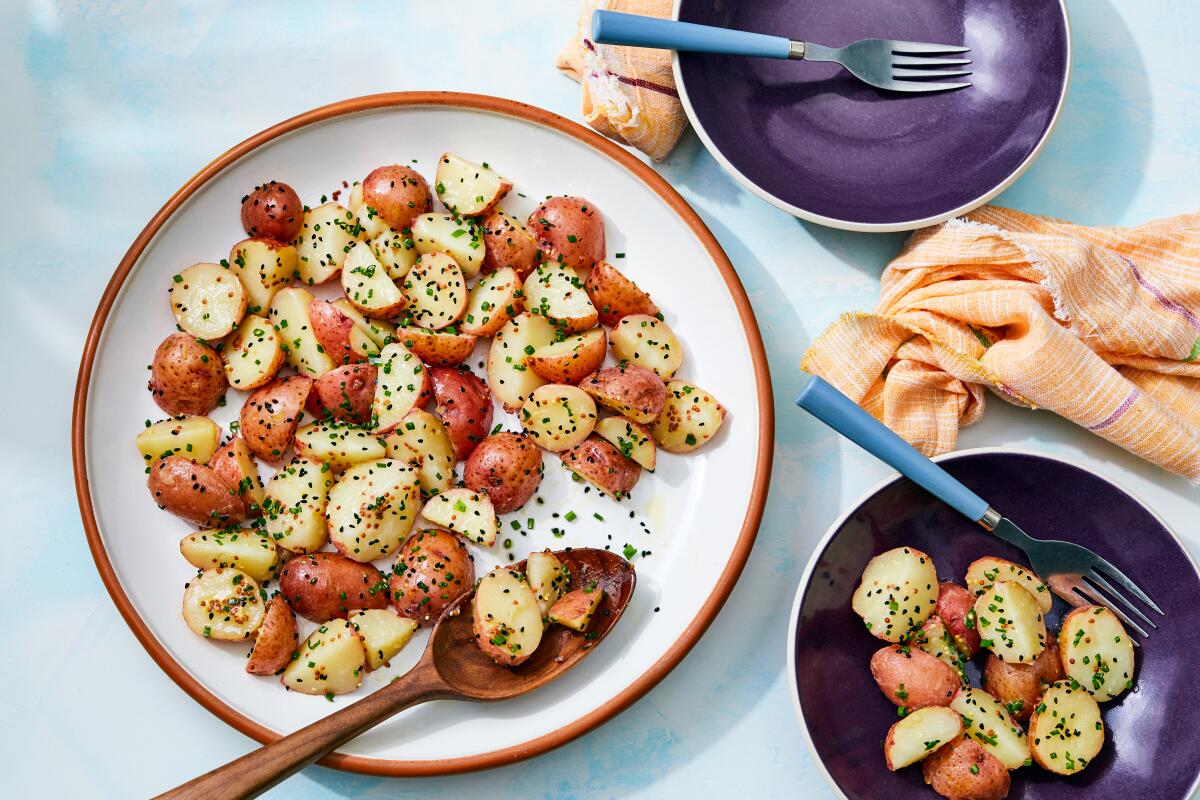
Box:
481;210;540;278
462;432;543;514
527;328;607;385
584;261;659;327
239;375;313;464
308;299;371;366
397;328;478;367
362;164;432;231
559;435;640;498
937;581;982;658
870;645;960;712
922;735;1011;800
148;333;227;416
528;196;605;271
430;367;494;460
208;436;266;515
389;529;476;626
245;596;299;676
241;181;304;241
580;364;667;424
306;364;377;425
982;644;1064;721
279;552;389;622
147;455;246;526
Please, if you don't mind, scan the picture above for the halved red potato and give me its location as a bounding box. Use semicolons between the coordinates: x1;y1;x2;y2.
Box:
1059;605;1135;701
462;266;523;337
347;182;389;240
610;314;682;379
268;287;335;378
520;384;598;452
410;213;485;278
982;645;1064;722
223;314;285;391
262;456;332;553
559;435;640;498
389;528;475;624
182;567;264;641
333;299;397;349
936;581;982;658
527;327;607;385
180;526;280;582
523;265;598;333
975;580;1047;664
883;706;963;771
548;586;604;632
168;262;247;340
914;616;968;685
371;342;431;434
293;202;361;285
361;164;432;232
434;153;512;216
308;299;376;366
341;243;407;319
950;687;1031;769
208;436;266;514
136;415;221;468
481;210;540;278
473;566;544;666
294;421;387;469
241;181;304;242
650;379;726;453
306;364;377;425
421;487;498;546
922;736;1010;800
462;432;543;514
396;327;477;367
527;550;569;618
584;260;659;327
852;546;939;642
229;237;295;314
528;196;605;271
149;333;228;415
370;227;419;280
870;645;960;712
1028;681;1105;775
245;595;298;675
579;364;667;424
350;609;418;670
430;366;493;460
239;375;312;464
401;252;468;330
281;619;367;696
279;551;389;622
966;556;1053;614
487;312;556;412
148;456;246;526
382;409;456;497
594;416;655;471
326;459;421;561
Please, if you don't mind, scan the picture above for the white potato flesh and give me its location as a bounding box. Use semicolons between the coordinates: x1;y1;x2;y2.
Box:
474;568;544;665
975;580;1047;664
294;422;387;468
884;706;963;771
434;152;512;216
371;227;419;280
347;183;389;240
223;314;285;390
915;616;968;684
341;243;406;319
382;409;456;497
462;266;523;337
333;299;398;349
136;416;220;467
168;262;247;340
951;687;1031;769
851;546;938;642
610;314;682;378
520;384;598;452
650;380;726;454
527;551;570;618
401;252;468;330
294;202;360;285
421;488;498;546
349;609;418;670
1029;680;1105;775
263;457;333;553
487;312;556;411
523;265;597;332
282;619;366;696
966;556;1053;613
1059;605;1135;701
182;568;265;641
268;287;336;378
410;212;485;278
594;416;656;471
179;528;280;583
326;460;420;562
229;238;295;314
371;342;428;434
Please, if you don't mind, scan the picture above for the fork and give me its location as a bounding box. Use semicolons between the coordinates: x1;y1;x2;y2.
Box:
591;10;972;93
796;377;1164;641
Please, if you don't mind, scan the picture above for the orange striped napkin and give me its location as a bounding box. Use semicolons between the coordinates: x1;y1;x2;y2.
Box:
802;206;1200;481
557;0;687;162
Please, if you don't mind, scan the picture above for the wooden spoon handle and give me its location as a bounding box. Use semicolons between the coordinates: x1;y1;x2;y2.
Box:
155;663;455;800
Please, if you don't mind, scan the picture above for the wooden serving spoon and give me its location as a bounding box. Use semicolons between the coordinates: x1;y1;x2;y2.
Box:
158;548;636;800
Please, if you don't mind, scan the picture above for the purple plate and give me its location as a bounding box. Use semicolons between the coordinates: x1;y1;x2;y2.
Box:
674;0;1070;231
787;450;1200;799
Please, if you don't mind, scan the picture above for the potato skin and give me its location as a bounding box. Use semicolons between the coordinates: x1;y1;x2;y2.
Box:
584;261;659;327
430;367;494;460
481;210;540;278
147;455;246;526
389;529;475;625
982;644;1064;721
362;164;432;231
308;299;368;366
870;645;960;712
559;435;641;498
241;181;304;241
922;735;1011;800
148;333;228;416
240;375;313;464
245;596;298;676
462;432;543;514
279;552;389;622
937;581;982;658
306;364;377;425
528;196;605;271
580;364;667;424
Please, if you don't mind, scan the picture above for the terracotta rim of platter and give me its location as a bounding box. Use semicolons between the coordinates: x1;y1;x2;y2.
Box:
71;91;775;777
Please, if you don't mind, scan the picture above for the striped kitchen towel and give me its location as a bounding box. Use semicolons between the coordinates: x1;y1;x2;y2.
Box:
557;0;687;162
802;206;1200;481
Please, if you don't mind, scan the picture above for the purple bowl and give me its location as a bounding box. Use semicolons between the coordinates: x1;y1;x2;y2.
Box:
674;0;1070;231
787;450;1200;799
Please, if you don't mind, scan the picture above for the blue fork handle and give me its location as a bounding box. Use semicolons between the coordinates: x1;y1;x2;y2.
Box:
592;10;792;59
796;376;991;523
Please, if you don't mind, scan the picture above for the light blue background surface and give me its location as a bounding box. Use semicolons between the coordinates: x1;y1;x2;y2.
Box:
3;1;1197;797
